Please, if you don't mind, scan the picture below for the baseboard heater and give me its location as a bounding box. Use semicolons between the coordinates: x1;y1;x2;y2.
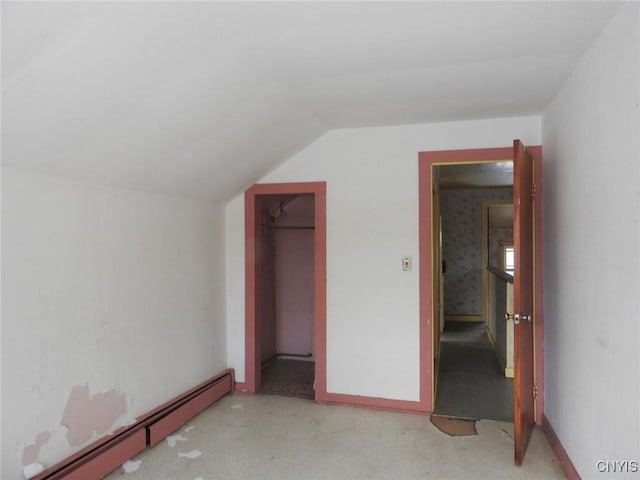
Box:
31;369;234;480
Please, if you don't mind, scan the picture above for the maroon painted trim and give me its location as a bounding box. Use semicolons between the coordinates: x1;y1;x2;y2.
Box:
244;182;327;400
418;146;543;418
56;430;146;480
31;428;146;480
529;146;545;424
421;147;513;164
139;369;233;422
147;376;232;446
319;393;428;414
234;381;250;393
418;158;435;413
245;193;258;392
31;370;234;480
542;414;581;480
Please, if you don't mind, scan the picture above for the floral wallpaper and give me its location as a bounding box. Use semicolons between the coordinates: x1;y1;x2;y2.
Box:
440;189;513;316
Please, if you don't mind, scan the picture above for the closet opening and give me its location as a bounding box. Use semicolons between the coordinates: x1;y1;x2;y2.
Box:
243;182;326;401
257;194;316;399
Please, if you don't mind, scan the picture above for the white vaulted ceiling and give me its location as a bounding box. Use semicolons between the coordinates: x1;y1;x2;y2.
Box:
1;2;621;201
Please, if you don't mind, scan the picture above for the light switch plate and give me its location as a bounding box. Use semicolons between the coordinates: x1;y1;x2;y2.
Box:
402;256;412;271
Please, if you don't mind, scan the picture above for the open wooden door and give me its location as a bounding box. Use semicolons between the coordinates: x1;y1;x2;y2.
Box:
512;139;535;465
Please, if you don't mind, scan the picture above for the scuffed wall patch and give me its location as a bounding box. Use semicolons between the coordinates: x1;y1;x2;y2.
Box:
61;385;126;446
22;431;51;466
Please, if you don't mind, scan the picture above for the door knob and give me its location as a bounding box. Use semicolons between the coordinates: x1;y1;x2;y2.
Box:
505;313;531;324
505;312;519;322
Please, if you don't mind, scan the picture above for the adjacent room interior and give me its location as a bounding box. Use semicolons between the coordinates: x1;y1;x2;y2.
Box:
432;162;515;422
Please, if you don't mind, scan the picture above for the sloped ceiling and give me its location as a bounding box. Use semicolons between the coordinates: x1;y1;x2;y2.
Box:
1;2;620;201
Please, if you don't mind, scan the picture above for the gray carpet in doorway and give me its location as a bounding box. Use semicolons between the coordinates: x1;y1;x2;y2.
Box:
435;322;513;421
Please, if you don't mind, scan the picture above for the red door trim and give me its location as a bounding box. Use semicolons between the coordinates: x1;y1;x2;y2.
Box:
418;146;543;417
528;145;544;424
243;182;327;400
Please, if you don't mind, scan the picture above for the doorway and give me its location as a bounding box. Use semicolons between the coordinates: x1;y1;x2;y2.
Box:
432;162;514;421
260;194;315;399
418;143;544;464
243;182;327;401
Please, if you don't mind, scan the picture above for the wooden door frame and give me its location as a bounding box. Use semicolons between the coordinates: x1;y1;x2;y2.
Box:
240;182;327;400
418;146;543;422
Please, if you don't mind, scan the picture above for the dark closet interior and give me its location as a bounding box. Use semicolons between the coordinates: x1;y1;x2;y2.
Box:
257;194;315;399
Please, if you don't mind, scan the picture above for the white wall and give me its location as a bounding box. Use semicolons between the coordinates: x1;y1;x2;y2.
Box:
226;115;541;401
542;3;640;478
1;168;227;479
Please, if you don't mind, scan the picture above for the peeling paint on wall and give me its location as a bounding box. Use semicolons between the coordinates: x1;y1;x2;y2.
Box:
61;385;126;446
22;431;51;466
23;462;45;479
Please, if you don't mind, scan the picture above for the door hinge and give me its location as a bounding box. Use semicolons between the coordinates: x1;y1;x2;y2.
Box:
531;183;537;198
532;384;538;400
